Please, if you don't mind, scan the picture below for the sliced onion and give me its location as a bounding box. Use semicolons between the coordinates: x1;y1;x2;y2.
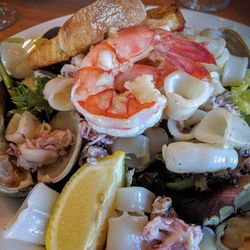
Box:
106;212;148;250
115;187;156;213
222;55;248;86
111;135;150;168
144;127;169;157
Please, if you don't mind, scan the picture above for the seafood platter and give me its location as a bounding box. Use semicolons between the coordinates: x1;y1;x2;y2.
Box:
0;0;250;249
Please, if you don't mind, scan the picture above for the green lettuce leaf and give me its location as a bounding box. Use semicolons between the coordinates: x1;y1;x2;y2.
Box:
230;69;250;116
10;77;53;120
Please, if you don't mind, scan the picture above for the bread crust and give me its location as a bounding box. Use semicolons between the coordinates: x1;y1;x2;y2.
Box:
146;3;185;31
28;36;70;69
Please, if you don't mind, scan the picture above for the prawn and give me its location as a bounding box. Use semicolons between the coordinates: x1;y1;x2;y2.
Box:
71;25;215;137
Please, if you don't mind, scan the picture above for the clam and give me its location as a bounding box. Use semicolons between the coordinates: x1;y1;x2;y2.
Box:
220;27;250;65
216;214;250;250
0;155;33;197
0;111;82;196
37;111;82;183
5;111;41;144
0;85;33;196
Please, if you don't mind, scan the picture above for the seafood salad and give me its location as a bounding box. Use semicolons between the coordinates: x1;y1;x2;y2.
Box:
0;1;250;250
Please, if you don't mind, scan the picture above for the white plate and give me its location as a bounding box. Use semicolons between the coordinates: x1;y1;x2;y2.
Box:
1;8;250;250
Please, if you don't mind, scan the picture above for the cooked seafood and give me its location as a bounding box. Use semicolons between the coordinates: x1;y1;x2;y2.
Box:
37;111;82;183
1;1;250;249
162;142;238;173
5;111;41;145
3;183;59;245
72;25;215;136
78;118;113;164
43;76;75;111
112;135;151;168
0;40;34;79
194;108;250;148
0;111;82;196
164;71;213;121
167;109;207;141
115;186;155;213
0;154;33;196
222;54;248;85
142;216;203;250
106;212;148;250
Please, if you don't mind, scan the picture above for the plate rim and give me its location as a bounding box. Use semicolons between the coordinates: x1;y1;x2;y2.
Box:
12;8;250;39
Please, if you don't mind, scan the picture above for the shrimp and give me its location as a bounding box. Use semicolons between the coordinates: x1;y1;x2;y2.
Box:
72;25;215;137
142;216;203;250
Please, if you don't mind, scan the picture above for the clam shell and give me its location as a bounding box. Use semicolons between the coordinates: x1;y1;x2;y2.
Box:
0;156;34;197
37;111;82;183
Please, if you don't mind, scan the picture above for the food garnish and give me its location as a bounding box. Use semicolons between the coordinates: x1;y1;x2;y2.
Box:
45;151;125;250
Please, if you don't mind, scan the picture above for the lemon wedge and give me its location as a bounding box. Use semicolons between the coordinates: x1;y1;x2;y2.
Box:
45;151;125;250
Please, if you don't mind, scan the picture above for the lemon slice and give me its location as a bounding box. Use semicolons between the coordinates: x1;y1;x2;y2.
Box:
45;151;125;250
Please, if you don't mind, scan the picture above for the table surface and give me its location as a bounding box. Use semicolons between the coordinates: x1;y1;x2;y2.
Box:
1;0;249;40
